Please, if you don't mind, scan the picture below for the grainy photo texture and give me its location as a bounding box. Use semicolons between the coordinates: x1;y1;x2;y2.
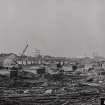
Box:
0;0;105;105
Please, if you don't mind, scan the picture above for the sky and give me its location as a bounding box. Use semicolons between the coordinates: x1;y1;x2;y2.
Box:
0;0;105;57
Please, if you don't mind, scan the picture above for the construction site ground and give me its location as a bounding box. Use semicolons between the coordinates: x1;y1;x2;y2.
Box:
0;66;105;105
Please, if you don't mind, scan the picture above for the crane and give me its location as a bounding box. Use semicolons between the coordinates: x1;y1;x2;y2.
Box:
21;44;29;57
3;44;29;80
6;44;29;69
21;44;29;67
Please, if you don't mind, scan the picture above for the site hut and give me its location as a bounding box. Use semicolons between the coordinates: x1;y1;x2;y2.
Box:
94;68;105;83
63;64;73;75
17;56;27;65
82;63;93;74
17;56;35;66
92;59;105;67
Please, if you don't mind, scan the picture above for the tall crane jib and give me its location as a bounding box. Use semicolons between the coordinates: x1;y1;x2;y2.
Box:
21;44;29;57
21;44;29;67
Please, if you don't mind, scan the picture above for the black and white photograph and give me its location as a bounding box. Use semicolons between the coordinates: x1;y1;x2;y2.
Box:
0;0;105;105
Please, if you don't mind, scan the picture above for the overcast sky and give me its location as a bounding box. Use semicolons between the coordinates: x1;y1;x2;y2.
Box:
0;0;105;57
